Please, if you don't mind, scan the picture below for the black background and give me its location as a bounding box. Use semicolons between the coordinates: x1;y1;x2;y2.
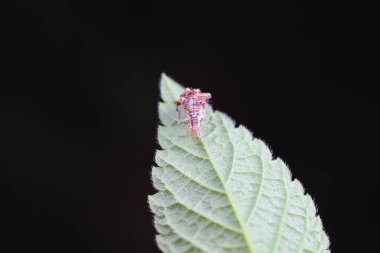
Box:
1;1;379;253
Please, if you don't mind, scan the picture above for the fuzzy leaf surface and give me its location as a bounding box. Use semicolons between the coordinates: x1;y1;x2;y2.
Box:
149;74;330;253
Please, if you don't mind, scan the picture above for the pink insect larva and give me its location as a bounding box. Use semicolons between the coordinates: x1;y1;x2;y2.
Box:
176;88;212;138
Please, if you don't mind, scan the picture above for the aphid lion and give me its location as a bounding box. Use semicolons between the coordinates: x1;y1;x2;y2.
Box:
176;87;212;138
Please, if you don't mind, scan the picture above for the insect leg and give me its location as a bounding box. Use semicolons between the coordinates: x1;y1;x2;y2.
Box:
177;100;185;124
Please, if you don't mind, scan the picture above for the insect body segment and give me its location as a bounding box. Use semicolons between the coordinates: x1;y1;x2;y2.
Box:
177;88;212;138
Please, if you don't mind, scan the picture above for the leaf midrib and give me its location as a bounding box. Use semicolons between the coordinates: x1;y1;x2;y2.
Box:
198;113;257;253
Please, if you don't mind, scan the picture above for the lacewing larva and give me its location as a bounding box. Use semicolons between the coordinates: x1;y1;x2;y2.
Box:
176;87;212;138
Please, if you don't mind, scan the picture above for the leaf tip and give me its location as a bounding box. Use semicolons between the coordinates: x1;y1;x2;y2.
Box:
159;73;184;103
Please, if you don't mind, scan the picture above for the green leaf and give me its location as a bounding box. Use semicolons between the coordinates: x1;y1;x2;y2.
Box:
149;73;330;253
